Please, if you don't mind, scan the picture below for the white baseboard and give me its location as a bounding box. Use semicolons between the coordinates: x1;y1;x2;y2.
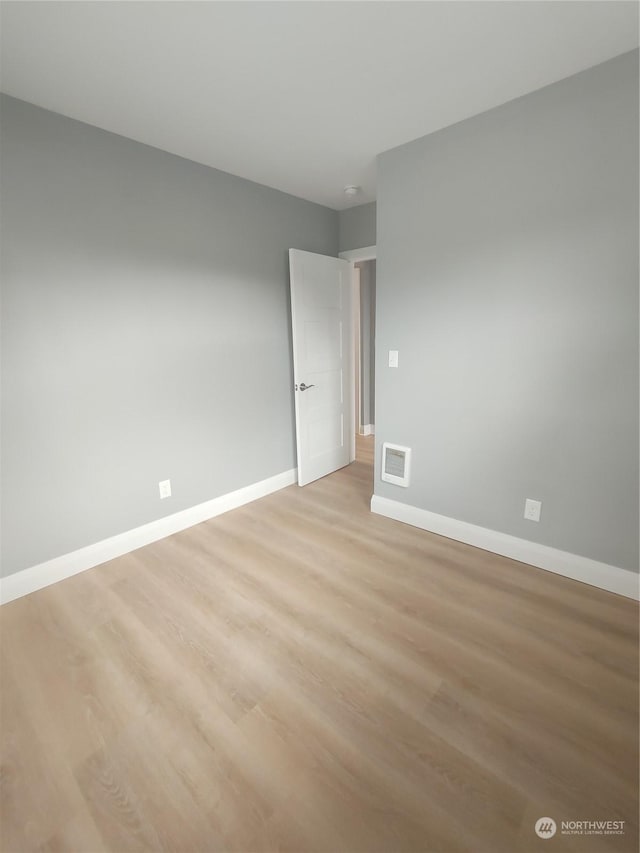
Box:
0;468;297;605
360;424;375;436
371;495;639;601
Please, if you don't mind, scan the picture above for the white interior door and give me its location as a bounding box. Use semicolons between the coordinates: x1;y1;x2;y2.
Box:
289;249;353;486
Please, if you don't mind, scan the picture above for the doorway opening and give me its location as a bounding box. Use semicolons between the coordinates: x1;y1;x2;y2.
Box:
339;246;376;468
354;259;376;437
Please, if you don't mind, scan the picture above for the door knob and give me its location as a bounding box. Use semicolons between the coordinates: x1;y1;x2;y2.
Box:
299;383;315;391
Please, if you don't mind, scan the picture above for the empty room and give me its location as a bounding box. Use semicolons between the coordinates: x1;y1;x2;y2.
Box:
1;2;638;852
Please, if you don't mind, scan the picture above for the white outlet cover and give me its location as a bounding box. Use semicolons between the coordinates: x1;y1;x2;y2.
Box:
524;498;541;522
159;479;172;499
388;350;399;368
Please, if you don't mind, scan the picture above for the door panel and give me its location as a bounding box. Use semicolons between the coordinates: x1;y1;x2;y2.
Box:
289;249;353;486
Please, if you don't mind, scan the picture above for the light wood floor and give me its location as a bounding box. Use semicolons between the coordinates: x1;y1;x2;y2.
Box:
1;436;638;853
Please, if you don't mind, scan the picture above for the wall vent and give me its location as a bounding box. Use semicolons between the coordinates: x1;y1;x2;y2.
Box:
381;443;411;487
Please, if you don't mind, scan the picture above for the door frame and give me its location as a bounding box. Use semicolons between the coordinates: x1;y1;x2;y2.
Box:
339;245;377;462
352;265;362;441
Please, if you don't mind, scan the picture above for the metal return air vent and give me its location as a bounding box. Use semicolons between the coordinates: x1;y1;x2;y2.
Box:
381;443;411;487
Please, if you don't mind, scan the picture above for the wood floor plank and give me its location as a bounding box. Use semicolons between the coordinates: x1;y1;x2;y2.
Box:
1;435;638;852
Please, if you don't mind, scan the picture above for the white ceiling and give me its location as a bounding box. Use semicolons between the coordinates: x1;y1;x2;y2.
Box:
1;1;638;210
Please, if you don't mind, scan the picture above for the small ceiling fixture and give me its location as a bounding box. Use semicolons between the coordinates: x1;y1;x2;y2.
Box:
343;185;361;197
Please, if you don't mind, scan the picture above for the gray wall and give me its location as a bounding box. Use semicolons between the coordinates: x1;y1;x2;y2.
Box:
357;261;376;428
339;202;376;252
0;95;338;577
375;51;639;572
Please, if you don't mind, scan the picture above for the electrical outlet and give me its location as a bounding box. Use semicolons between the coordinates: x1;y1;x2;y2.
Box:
524;498;541;522
159;479;171;499
388;350;399;368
